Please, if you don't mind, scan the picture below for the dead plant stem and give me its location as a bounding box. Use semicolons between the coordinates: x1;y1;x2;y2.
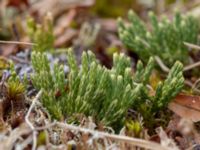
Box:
25;90;43;150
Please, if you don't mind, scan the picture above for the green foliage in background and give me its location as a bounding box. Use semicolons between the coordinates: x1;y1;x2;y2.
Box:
27;13;54;52
31;49;184;131
118;10;199;67
90;0;135;18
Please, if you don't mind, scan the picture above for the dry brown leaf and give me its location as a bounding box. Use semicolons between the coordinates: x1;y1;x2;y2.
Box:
54;9;77;37
98;19;117;32
54;28;77;48
0;44;18;57
169;94;200;122
30;0;95;17
6;0;29;8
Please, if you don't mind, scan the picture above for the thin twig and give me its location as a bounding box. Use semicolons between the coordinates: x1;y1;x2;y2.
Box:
25;90;43;150
183;61;200;71
0;40;36;46
56;122;171;150
184;42;200;51
25;90;43;129
15;135;33;150
35;122;56;131
1;123;31;150
155;56;200;72
155;56;170;73
191;78;200;94
184;80;193;87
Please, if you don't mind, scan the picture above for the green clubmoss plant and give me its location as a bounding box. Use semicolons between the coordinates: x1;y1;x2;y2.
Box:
31;48;184;131
27;13;54;52
118;10;199;67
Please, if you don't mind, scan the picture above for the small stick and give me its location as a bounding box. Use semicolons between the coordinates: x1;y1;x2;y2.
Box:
155;56;200;72
184;80;193;87
0;40;36;46
56;122;170;150
35;122;56;131
191;78;200;94
16;135;33;150
183;61;200;71
25;90;43;150
184;42;200;51
155;56;170;73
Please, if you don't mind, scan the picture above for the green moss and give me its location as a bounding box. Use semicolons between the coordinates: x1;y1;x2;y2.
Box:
37;131;47;146
125;119;143;137
7;62;25;101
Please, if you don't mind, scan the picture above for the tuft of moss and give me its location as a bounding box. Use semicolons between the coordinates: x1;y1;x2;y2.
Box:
0;62;26;128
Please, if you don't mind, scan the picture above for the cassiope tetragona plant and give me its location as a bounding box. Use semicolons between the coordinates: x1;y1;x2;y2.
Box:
118;10;199;67
31;49;184;130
